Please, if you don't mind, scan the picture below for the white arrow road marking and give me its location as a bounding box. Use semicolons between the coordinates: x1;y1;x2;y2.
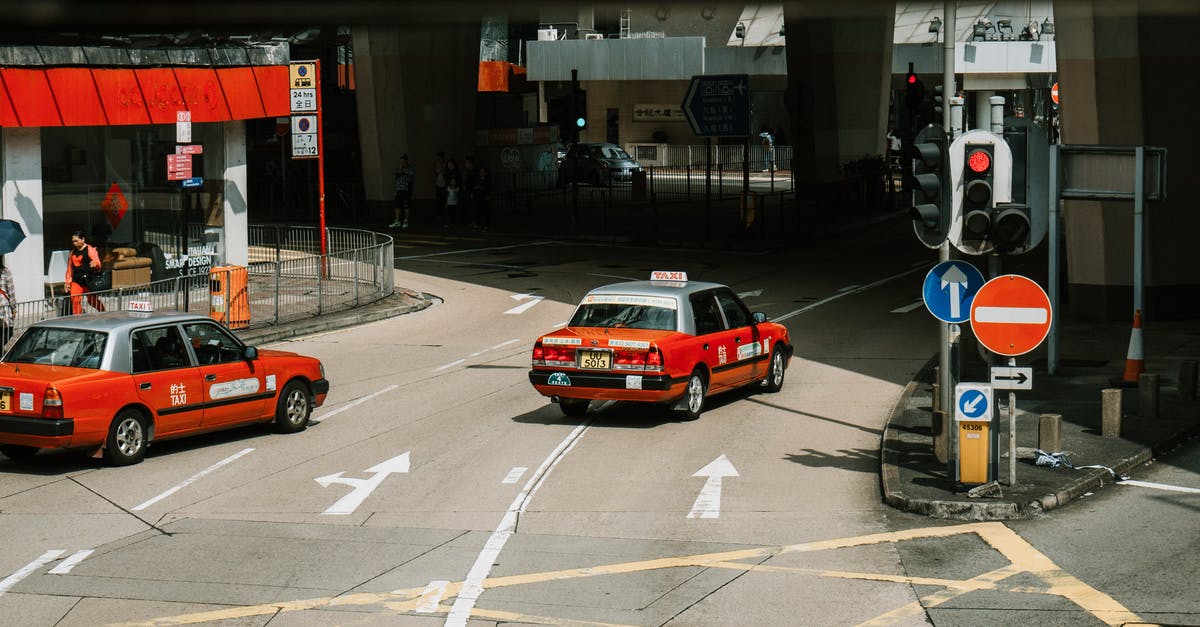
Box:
415;580;450;613
502;467;527;484
940;264;970;319
777;266;924;322
737;289;763;299
504;294;544;315
688;454;739;519
974;306;1048;324
316;452;411;515
1120;480;1200;494
445;421;591;626
133;448;254;511
0;550;64;596
48;549;93;575
891;300;925;314
311;384;398;424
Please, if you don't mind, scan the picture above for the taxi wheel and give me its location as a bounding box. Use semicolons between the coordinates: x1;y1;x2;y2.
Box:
678;370;707;421
762;349;786;393
105;410;147;466
559;399;589;417
0;445;38;461
275;380;312;433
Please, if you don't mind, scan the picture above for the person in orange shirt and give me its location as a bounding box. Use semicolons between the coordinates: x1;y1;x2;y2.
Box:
65;230;106;315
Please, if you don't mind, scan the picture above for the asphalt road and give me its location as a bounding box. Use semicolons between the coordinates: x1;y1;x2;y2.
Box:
1;218;1195;626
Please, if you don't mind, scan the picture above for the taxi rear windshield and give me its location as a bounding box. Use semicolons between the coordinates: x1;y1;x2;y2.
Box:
5;328;108;369
569;303;677;331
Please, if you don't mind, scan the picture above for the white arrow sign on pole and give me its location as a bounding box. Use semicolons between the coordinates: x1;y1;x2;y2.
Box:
687;454;738;519
315;452;410;515
940;264;969;320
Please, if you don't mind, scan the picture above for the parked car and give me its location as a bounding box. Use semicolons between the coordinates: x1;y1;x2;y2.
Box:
0;304;329;466
556;142;642;187
528;271;792;421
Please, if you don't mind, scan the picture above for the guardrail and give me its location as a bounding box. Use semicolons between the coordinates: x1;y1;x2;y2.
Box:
5;225;393;346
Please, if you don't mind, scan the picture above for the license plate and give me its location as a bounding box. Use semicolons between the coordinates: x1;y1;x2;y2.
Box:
578;349;612;370
0;391;10;413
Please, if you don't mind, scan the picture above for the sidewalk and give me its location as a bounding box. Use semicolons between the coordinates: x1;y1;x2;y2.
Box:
882;314;1200;520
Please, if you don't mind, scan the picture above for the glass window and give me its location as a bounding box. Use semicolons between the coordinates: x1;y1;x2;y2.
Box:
569;302;676;331
182;321;244;364
133;326;191;372
5;327;107;369
690;292;725;336
714;289;751;328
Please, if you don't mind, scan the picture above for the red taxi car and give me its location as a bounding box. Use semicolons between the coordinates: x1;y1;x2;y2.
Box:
529;271;792;420
0;305;329;466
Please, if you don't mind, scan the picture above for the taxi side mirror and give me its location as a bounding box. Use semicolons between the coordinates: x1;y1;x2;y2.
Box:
753;312;768;324
243;346;258;360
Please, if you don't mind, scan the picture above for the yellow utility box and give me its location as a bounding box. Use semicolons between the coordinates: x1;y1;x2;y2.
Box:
954;383;996;485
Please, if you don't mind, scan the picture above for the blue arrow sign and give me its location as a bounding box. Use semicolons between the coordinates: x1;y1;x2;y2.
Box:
681;74;750;137
958;389;989;419
922;260;986;323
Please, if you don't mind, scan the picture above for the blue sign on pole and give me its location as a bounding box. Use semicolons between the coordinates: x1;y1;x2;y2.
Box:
958;389;989;419
681;74;750;137
922;260;986;324
182;177;203;188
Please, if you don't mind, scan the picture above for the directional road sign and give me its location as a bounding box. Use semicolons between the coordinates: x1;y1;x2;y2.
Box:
970;274;1052;356
991;366;1033;390
955;383;993;422
922;260;986;323
681;74;750;137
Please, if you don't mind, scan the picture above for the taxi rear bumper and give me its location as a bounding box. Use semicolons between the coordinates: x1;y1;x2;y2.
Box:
529;369;684;402
0;415;74;437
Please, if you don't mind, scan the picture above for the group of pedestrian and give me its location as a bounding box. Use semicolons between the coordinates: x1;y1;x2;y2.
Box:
390;151;491;232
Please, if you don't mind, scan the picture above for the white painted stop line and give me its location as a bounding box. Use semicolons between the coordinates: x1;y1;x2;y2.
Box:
974;306;1048;324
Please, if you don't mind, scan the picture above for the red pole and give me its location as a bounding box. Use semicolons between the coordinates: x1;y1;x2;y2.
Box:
315;59;328;275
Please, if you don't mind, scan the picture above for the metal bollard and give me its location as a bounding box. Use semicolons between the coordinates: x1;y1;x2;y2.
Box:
1180;360;1198;401
1138;373;1159;418
1039;414;1062;452
1101;388;1122;438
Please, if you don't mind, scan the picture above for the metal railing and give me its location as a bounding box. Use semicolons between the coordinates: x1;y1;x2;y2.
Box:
6;225;394;346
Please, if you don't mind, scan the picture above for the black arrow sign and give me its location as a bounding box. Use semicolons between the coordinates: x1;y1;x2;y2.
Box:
994;372;1028;385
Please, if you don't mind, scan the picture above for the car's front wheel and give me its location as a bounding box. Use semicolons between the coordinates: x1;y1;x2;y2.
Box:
762;348;786;393
275;380;312;433
677;370;707;421
105;409;148;466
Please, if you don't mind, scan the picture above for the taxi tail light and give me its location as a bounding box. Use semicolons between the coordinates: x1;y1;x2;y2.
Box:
615;348;664;371
532;342;576;365
43;387;63;420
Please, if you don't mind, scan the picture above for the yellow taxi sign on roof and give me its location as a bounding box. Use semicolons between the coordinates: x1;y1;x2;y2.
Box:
650;270;687;282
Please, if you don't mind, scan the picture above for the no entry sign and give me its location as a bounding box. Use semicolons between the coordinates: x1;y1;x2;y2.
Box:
970;275;1052;356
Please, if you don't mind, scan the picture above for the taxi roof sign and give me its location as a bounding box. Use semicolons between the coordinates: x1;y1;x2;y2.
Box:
127;300;153;313
651;270;687;282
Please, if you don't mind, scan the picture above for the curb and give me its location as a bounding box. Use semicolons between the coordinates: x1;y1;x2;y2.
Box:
235;291;435;347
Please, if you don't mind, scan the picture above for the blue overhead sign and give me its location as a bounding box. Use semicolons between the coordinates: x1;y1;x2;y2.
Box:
181;177;203;188
681;74;750;137
922;260;986;324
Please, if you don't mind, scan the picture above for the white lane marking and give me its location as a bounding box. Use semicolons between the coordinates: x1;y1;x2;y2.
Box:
445;421;591;626
311;384;398;424
0;550;65;596
315;452;411;516
132;448;254;511
395;240;557;261
890;300;925;314
1120;479;1200;494
837;285;860;293
737;289;763;298
433;359;466;372
776;266;925;322
468;339;521;358
415;580;450;613
502;467;528;484
974;306;1049;324
504;294;545;315
48;549;94;575
687;455;739;519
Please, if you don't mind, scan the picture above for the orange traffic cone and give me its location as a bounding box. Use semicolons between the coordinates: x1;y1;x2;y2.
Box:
1121;309;1145;384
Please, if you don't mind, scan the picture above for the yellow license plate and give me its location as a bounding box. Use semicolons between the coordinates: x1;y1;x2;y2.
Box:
578;350;612;370
0;391;10;413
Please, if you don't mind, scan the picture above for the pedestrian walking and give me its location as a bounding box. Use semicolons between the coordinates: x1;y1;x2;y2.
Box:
389;155;415;229
0;255;14;347
759;128;776;172
65;230;107;315
442;158;462;228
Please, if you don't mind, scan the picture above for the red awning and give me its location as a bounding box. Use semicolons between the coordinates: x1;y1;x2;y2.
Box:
0;65;291;128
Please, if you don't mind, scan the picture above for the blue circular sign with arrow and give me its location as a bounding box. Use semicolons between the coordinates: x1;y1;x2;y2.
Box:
923;260;986;324
958;389;989;419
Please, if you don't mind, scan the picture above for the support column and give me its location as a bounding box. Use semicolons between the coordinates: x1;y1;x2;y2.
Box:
2;128;43;303
223;121;249;268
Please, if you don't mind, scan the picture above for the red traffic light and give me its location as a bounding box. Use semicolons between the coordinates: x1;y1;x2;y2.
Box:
907;73;917;84
967;149;992;173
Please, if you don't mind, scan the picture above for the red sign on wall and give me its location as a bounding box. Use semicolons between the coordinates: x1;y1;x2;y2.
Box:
101;183;128;228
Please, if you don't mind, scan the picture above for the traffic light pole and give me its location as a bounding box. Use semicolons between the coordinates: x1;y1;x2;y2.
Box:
938;0;957;454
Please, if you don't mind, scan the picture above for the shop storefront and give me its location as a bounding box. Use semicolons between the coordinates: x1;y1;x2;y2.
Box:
0;58;291;304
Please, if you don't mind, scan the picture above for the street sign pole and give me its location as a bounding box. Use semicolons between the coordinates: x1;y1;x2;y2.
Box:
316;60;327;271
1007;357;1017;486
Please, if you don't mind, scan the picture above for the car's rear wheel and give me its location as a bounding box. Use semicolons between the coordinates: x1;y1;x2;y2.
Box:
0;445;38;461
559;399;589;417
105;410;147;466
762;349;786;393
275;380;312;433
677;370;707;421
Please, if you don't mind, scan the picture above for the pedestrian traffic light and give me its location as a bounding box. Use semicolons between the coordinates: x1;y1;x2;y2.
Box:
909;124;951;248
960;145;994;243
904;65;925;110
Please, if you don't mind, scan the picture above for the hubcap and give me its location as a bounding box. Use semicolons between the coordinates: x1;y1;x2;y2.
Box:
688;376;704;412
286;390;309;425
772;354;784;385
116;417;143;456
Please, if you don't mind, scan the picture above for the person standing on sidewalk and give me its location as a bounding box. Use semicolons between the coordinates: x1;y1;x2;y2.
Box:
0;255;14;347
759;128;776;172
389;155;415;229
442;158;462;229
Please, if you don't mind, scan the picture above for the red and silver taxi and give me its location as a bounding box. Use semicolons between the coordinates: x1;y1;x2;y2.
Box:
0;303;329;465
529;271;792;420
